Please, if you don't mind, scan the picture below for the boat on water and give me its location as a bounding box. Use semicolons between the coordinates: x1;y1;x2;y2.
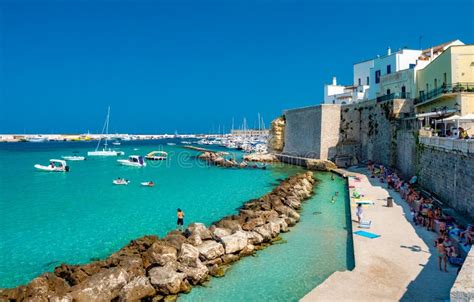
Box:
145;151;168;161
62;156;86;161
141;181;155;187
88;107;125;156
112;141;121;146
34;159;69;172
117;155;146;167
113;178;130;185
26;136;47;143
167;143;176;146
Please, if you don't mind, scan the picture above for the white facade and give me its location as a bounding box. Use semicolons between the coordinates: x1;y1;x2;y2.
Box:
324;77;366;105
368;48;422;100
353;59;374;87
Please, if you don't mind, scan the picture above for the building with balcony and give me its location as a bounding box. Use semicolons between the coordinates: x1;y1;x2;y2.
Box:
415;44;474;116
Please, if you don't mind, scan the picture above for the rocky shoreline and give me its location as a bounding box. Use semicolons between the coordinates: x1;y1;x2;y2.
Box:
0;172;315;302
198;152;273;168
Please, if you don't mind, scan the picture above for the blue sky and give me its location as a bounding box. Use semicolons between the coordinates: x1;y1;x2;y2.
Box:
0;0;473;134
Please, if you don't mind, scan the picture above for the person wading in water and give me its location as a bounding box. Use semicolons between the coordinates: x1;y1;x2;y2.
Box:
177;208;185;231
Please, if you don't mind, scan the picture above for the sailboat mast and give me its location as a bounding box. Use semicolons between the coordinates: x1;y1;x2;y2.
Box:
104;106;110;149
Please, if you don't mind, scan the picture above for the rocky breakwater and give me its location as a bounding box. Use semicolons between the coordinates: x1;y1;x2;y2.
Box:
198;152;269;169
243;153;279;163
0;172;315;302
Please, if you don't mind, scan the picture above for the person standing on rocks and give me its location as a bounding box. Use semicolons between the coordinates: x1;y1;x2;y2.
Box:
177;208;185;231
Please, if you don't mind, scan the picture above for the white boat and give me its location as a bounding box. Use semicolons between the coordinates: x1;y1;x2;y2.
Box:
34;159;69;172
62;156;86;161
112;141;121;146
167;143;176;146
145;151;168;161
88;107;125;156
113;179;130;185
117;155;147;167
141;181;155;187
27;136;47;143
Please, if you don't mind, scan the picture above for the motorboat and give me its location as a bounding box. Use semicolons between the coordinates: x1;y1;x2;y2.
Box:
112;141;121;146
117;155;147;167
62;156;86;161
113;178;130;185
141;181;155;187
27;136;47;143
34;159;69;172
88;107;125;156
145;151;168;161
167;143;176;146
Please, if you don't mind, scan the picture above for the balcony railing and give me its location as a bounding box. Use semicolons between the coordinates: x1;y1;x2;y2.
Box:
419;136;474;154
414;82;474;105
376;92;410;102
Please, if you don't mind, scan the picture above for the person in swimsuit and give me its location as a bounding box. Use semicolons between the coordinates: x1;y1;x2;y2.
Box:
436;238;448;272
356;203;363;223
177;208;185;231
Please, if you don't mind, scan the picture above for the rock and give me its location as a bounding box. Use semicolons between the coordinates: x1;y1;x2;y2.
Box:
254;224;272;242
197;240;225;260
215;218;242;233
246;231;264;245
54;264;91;286
210;226;232;239
143;242;178;268
274;205;300;221
178;260;209;285
164;295;178;302
186;223;212;240
269;217;289;233
242;217;265;231
221;254;240;264
239;244;255;256
118;276;156;302
268;116;285;153
148;264;185;295
243;153;278;162
186;233;202;246
178;243;200;267
163;231;186;251
17;273;70;301
283;196;301;209
220;231;248;254
208;264;230;278
69;267;130;302
306;159;337;171
202;257;223;267
284;216;298;227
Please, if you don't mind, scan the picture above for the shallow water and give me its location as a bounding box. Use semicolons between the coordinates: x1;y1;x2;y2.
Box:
0;140;302;288
179;172;354;302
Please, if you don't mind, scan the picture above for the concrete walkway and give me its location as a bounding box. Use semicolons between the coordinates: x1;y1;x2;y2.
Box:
302;167;458;302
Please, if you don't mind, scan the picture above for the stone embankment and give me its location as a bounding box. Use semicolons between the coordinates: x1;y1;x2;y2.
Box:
268;116;285;153
0;172;315;302
198;152;273;168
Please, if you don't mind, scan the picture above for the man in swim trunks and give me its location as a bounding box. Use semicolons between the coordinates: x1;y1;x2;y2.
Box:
177;208;185;231
436;238;448;272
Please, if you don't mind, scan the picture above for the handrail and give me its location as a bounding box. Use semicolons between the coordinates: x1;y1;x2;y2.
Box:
419;136;474;154
414;82;474;105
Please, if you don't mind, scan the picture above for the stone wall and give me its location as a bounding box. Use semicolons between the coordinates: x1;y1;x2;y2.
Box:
267;116;285;153
395;130;417;178
451;247;474;301
417;146;474;220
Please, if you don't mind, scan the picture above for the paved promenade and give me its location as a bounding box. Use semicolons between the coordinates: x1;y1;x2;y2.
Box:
302;167;458;302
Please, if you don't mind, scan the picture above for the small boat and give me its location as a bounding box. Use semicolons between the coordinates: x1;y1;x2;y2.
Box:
62;156;86;161
167;143;176;146
141;181;155;187
27;136;47;143
112;141;121;146
113;179;130;185
145;151;168;161
133;148;139;151
34;159;69;172
117;155;147;167
88;107;125;156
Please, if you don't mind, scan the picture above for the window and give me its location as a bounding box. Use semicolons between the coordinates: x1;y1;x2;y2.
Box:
409;64;416;69
375;70;381;83
387;65;391;74
358;78;361;86
387;89;391;95
401;86;406;98
443;73;447;85
434;79;438;90
366;76;369;85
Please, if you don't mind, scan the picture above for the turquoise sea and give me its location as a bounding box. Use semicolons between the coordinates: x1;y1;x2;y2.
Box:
0;140;353;299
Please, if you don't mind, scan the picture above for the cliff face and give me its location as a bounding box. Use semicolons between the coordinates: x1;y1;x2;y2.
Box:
268;116;285;153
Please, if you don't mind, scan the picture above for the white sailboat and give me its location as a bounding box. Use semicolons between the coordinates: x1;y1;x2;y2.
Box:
88;107;125;156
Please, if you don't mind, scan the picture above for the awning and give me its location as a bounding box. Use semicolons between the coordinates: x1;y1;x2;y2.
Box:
416;109;457;118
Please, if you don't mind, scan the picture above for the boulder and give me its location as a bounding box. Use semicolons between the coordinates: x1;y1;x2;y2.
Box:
186;223;212;240
20;273;70;301
177;260;209;285
246;231;264;245
69;267;130;302
118;276;156;302
210;226;232;239
269;217;288;233
186;233;202;246
220;231;248;254
148;264;185;295
163;231;186;251
306;159;336;171
221;254;240;264
178;243;200;267
215;219;242;233
274;205;300;221
254;225;272;242
239;244;255;256
197;240;225;260
242;217;265;231
143;242;178;268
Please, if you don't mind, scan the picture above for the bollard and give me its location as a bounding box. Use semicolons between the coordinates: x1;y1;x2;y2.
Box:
387;197;393;207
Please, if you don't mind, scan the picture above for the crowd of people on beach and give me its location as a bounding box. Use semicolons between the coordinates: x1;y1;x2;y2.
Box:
367;161;473;272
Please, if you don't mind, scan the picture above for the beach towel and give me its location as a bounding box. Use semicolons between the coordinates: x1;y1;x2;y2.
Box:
354;230;380;239
355;200;375;205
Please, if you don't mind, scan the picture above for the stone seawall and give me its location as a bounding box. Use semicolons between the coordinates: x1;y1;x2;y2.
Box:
0;172;315;302
418;146;474;220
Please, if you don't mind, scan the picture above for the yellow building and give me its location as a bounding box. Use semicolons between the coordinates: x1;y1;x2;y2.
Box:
415;45;474;115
